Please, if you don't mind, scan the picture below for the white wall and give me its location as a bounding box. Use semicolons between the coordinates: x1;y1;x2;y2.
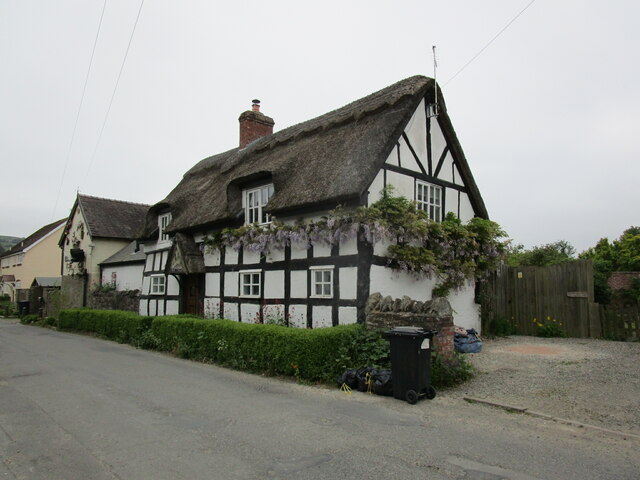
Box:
101;263;144;291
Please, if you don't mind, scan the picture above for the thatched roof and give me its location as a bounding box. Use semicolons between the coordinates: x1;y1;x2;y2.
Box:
141;75;487;239
0;218;65;258
61;195;151;246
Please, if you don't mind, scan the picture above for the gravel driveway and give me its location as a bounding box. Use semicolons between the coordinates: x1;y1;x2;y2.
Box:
446;335;640;435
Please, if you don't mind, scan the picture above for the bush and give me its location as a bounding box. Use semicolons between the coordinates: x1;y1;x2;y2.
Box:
487;315;518;337
533;317;566;338
430;353;475;388
148;316;364;382
20;314;39;325
58;309;153;344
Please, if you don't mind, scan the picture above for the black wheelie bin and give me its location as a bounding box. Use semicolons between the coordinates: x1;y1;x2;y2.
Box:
385;326;437;404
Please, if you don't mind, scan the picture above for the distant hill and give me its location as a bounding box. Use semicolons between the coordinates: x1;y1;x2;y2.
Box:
0;236;23;253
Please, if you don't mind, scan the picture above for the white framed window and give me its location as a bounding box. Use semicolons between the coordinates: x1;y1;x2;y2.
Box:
244;184;274;225
150;275;166;295
311;266;333;298
240;270;261;297
416;181;442;221
159;213;172;242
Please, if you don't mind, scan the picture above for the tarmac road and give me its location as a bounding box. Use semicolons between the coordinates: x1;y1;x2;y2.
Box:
0;318;637;480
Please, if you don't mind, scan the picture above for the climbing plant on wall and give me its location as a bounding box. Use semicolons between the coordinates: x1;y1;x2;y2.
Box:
204;187;507;296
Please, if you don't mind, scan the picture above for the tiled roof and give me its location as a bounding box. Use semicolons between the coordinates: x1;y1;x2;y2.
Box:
61;195;151;244
100;240;145;265
0;219;65;258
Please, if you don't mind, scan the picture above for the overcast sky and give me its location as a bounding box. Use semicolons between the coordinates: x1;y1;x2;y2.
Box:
1;0;638;252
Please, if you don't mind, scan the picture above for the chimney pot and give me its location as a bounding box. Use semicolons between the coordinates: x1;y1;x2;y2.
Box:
252;99;260;112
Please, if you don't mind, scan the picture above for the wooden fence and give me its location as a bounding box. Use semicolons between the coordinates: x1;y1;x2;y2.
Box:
481;260;606;338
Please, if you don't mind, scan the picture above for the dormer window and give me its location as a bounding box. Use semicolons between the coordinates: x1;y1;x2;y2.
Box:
244;184;273;225
159;213;172;242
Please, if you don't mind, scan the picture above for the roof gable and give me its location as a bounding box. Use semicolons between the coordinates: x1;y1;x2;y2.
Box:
61;195;151;245
0;219;65;258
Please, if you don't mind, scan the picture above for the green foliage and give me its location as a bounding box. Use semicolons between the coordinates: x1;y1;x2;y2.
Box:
334;328;391;373
580;227;640;304
58;309;153;344
20;314;39;325
43;310;477;388
507;240;576;267
430;353;475;388
204;187;508;295
486;315;518;337
533;317;566;338
93;282;117;293
148;316;364;382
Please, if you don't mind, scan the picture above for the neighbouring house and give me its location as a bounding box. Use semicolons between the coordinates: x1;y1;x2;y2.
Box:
59;194;150;308
0;219;66;302
99;240;146;291
138;76;489;330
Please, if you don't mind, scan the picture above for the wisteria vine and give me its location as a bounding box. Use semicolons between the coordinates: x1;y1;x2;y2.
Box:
203;188;507;295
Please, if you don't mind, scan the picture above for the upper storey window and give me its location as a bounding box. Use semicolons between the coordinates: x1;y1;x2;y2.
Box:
416;181;442;222
159;213;172;242
244;184;274;225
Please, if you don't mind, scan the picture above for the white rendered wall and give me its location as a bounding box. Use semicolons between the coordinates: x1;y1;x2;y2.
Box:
370;264;480;331
101;264;144;291
459;193;475;221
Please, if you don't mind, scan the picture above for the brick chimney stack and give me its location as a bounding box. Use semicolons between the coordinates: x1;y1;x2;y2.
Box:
238;99;275;148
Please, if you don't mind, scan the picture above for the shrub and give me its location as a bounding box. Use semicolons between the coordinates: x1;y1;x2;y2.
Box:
58;309;152;344
487;315;518;337
20;314;39;325
430;352;475;388
148;316;363;382
534;317;566;338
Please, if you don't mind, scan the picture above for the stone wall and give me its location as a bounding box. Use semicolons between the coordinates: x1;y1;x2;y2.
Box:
89;290;141;312
61;275;87;309
365;293;454;356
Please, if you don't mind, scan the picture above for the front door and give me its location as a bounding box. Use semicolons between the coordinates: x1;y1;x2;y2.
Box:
183;274;204;316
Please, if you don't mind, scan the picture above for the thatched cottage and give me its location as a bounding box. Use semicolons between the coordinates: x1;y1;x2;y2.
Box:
138;76;488;330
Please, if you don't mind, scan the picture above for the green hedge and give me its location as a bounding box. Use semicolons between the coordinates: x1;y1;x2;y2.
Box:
54;309;472;387
58;309;152;344
148;316;363;381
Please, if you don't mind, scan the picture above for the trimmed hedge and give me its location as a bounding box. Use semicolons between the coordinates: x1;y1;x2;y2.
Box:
54;309;473;387
58;309;152;344
148;316;363;381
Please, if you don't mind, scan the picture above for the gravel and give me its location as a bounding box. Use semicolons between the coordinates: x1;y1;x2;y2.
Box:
446;335;640;435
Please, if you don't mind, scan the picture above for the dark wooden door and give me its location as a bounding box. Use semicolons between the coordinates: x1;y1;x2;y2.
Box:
183;274;204;316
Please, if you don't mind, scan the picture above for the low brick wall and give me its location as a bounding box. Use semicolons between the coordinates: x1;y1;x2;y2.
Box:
365;293;455;356
90;290;140;312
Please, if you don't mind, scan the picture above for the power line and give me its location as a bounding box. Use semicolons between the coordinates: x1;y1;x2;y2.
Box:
443;0;537;86
84;0;145;180
51;0;108;219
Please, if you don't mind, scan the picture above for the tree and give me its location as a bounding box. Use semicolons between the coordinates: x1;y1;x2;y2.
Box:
579;227;640;304
507;240;576;267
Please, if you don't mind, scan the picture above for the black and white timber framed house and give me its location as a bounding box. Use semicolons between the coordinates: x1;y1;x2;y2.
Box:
138;76;489;330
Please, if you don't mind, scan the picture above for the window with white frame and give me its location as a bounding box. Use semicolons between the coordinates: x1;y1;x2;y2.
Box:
240;270;261;297
416;181;442;221
244;184;274;225
159;213;172;242
311;267;333;298
150;275;166;295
